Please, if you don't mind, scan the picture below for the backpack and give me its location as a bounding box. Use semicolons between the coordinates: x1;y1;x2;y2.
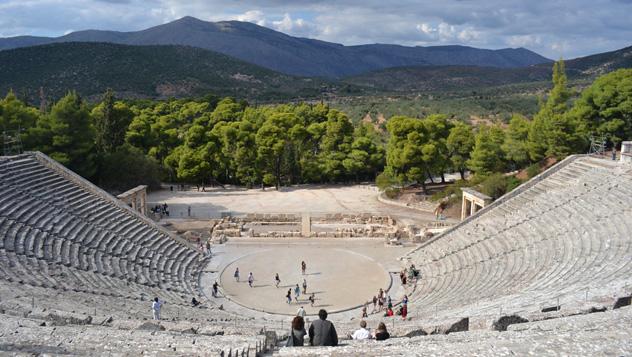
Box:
285;330;296;347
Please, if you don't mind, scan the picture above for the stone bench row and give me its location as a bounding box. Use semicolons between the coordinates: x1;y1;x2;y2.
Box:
0;155;204;304
406;157;632;321
0;215;200;294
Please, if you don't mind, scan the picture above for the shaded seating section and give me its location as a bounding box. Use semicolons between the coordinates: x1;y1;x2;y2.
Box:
0;152;206;306
406;155;632;321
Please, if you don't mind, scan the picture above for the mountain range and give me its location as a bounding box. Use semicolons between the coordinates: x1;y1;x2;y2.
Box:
344;45;632;92
0;16;551;78
0;42;333;101
0;16;629;102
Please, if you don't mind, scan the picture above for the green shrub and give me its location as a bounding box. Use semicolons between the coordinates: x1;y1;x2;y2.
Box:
506;176;523;192
480;173;509;200
479;173;523;200
384;187;401;199
376;172;397;191
526;163;540;179
431;179;468;202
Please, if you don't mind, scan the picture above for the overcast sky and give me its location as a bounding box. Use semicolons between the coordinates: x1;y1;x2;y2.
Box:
1;0;630;59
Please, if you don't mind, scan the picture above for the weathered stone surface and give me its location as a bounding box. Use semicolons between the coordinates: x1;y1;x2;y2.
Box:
136;322;166;331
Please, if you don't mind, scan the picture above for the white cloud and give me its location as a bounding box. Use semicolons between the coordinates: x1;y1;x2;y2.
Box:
271;13;314;36
507;35;542;48
417;23;435;35
0;0;630;58
235;10;267;26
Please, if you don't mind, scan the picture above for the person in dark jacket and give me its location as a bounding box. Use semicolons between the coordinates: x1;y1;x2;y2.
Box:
308;309;338;346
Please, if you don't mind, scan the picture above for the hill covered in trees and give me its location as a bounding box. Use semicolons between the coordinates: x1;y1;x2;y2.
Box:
0;16;551;78
0;42;335;102
1;63;630;199
343;46;632;93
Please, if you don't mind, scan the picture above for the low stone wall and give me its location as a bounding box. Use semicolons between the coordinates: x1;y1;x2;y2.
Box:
377;192;438;213
210;213;400;239
242;213;300;222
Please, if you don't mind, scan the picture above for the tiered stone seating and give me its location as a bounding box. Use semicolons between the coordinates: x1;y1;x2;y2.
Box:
406;155;632;321
0;312;266;356
0;152;205;306
276;305;632;356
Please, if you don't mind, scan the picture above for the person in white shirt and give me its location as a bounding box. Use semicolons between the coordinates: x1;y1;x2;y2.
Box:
297;306;306;318
351;320;371;340
152;297;163;320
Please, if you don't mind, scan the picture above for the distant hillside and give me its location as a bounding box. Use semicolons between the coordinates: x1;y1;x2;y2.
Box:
540;45;632;76
0;42;333;101
344;46;632;92
0;16;551;78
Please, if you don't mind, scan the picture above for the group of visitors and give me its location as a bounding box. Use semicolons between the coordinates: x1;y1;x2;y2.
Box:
197;241;212;257
370;288;387;313
286;287;315;306
286;309;338;347
169;184;187;191
150;203;169;216
286;309;390;348
235;262;314;306
399;265;420;285
351;320;390;341
368;289;409;320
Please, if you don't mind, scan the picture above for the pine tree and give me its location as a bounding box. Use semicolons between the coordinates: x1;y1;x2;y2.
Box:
93;89;133;154
527;59;583;161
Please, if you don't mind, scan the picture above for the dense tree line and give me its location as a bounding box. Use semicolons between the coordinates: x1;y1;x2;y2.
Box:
380;64;632;193
1;62;629;196
0;93;384;191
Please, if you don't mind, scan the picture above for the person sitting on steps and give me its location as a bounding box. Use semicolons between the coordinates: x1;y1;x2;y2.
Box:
309;309;338;346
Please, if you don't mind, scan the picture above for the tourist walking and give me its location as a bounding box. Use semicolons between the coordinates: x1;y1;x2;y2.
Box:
234;268;240;282
297;306;306;318
378;296;384;312
285;316;307;347
401;304;408;320
309;293;315;307
287;289;292;304
351;320;371;340
308;309;338;346
372;296;377;312
378;288;384;299
212;281;219;297
248;272;254;287
362;303;368;318
301;261;307;275
373;322;390;341
294;284;301;302
275;273;281;288
152;297;163;320
302;278;307;294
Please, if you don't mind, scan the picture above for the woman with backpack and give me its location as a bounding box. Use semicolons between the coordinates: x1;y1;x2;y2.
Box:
286;316;307;347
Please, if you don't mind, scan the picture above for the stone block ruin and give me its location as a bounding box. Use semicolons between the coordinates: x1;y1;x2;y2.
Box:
210;212;401;240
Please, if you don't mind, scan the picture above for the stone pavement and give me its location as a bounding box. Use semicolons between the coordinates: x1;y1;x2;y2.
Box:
199;238;410;322
147;184;453;226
